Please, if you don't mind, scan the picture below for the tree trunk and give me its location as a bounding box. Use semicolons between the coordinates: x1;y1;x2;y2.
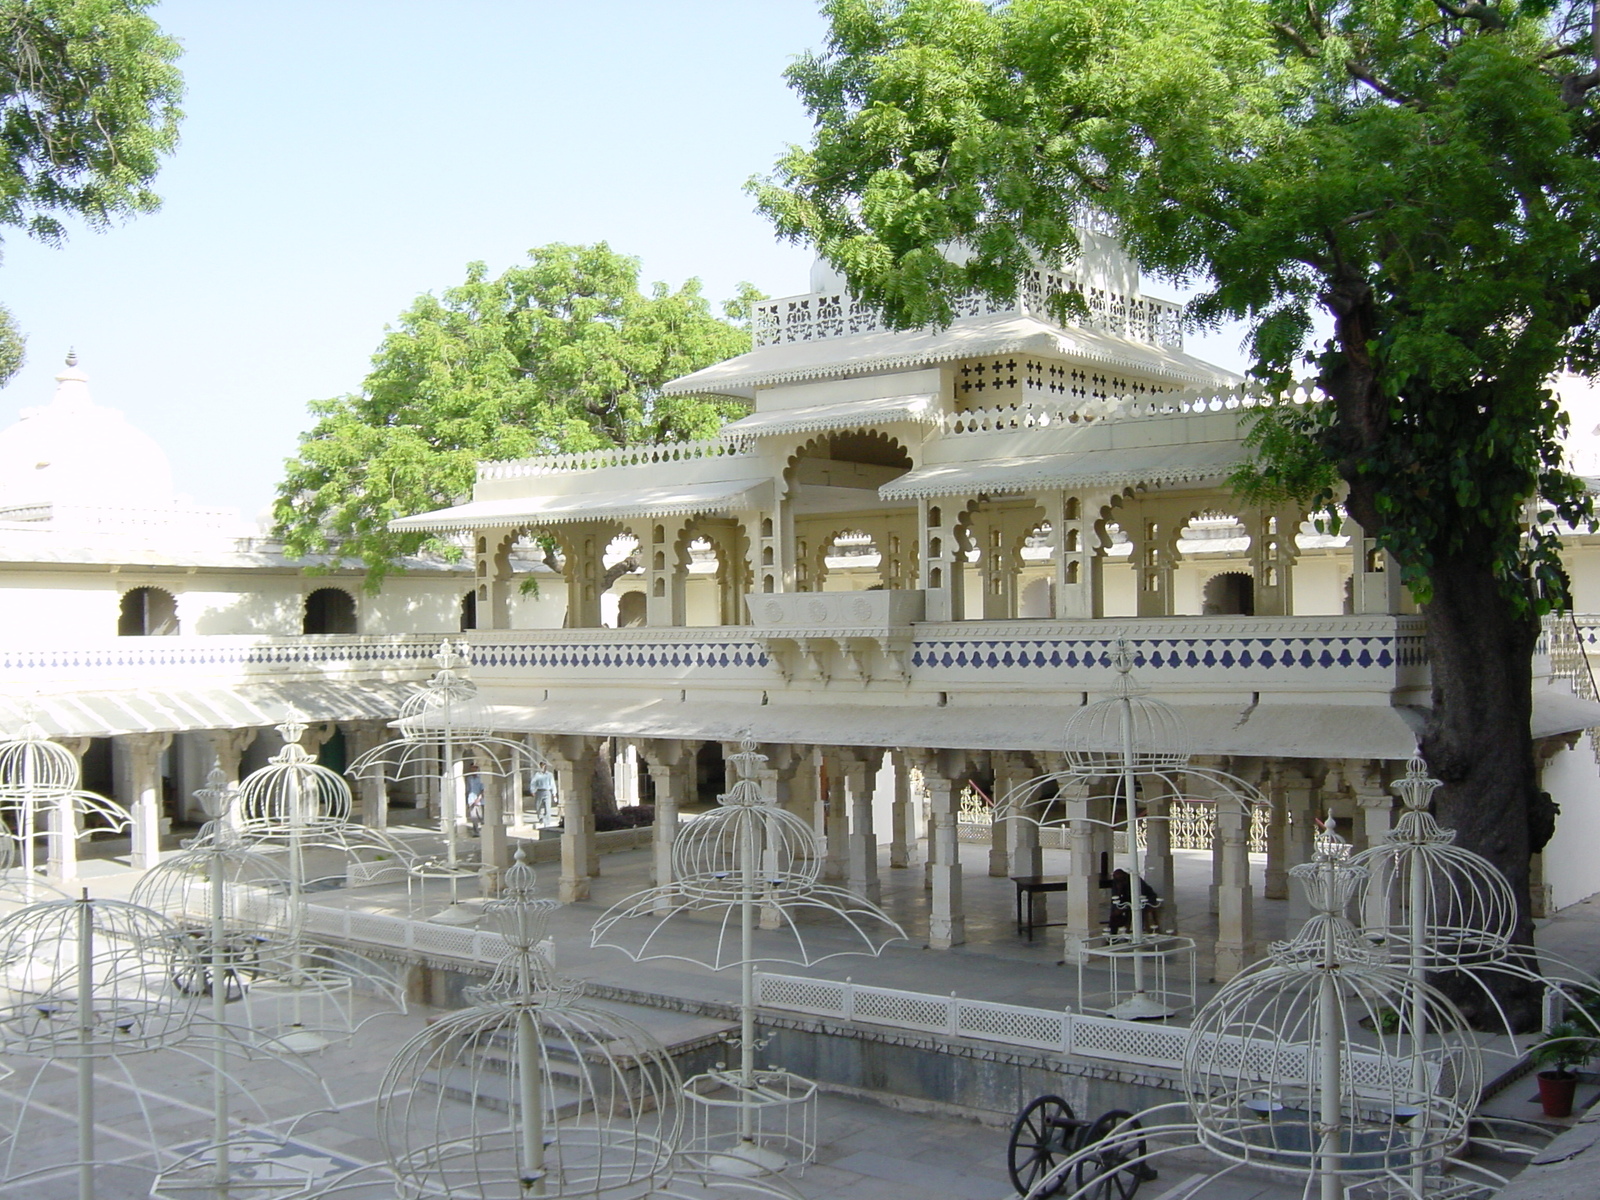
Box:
591;739;619;818
1324;284;1549;1030
1418;552;1549;1030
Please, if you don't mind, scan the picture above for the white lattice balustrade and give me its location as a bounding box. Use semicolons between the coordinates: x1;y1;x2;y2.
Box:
953;1001;1069;1051
1068;1014;1189;1069
852;987;952;1033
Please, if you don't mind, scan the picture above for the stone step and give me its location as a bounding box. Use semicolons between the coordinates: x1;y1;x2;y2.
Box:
418;1065;587;1118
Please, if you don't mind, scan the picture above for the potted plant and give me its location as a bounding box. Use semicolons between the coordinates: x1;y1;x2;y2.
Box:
1530;1021;1599;1118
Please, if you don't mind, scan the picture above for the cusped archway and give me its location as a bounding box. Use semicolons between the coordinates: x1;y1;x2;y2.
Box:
303;586;358;634
118;586;178;636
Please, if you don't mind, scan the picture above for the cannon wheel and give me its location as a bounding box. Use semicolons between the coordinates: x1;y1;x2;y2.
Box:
1076;1110;1153;1200
1008;1094;1076;1197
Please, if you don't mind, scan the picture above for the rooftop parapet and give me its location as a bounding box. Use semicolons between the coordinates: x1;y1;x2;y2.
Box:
752;265;1185;352
476;434;757;484
944;382;1324;435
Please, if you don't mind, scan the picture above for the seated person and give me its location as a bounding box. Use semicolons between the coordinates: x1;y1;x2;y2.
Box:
1098;867;1162;934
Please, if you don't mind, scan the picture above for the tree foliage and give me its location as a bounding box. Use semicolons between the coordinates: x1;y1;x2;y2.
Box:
0;0;183;249
0;302;23;384
755;0;1600;610
755;0;1600;1005
0;0;183;386
273;242;758;586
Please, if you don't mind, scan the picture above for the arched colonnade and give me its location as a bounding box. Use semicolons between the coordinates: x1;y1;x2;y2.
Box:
462;425;1390;629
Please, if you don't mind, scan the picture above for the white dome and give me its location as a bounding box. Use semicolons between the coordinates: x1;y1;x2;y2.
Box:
0;354;175;509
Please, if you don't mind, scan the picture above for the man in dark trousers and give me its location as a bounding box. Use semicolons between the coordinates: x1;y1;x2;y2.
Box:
1100;867;1161;934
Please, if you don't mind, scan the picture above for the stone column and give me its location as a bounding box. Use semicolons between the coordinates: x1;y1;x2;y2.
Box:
997;752;1042;880
645;519;689;627
49;737;92;883
888;749;914;869
1130;504;1182;618
841;748;882;903
1285;766;1323;928
642;741;688;906
988;805;1010;879
614;741;641;808
975;511;1013;620
1245;507;1301;616
1350;519;1405;614
1213;799;1256;981
1143;783;1176;932
1351;762;1395;934
916;750;966;949
820;750;849;883
559;525;608;629
919;496;971;622
1208;806;1224;916
1060;780;1101;963
204;727;255;788
343;721;391;830
123;732;173;870
476;529;517;630
478;742;512;897
544;736;598;903
1263;760;1293;901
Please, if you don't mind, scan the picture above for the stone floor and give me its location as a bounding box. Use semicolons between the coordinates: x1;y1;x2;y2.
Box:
9;827;1597;1198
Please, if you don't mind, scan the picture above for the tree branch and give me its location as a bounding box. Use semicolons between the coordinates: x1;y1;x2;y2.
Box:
1560;0;1600;108
1346;59;1416;105
1273;21;1318;59
1432;1;1506;30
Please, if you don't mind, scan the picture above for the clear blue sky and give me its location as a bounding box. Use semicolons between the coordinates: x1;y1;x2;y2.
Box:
0;0;1253;519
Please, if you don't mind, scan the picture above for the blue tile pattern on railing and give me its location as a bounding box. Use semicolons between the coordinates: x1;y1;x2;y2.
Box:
0;640;441;672
470;640;770;670
911;633;1421;672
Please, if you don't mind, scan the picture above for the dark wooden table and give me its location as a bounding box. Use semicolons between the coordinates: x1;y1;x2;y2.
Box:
1012;875;1072;940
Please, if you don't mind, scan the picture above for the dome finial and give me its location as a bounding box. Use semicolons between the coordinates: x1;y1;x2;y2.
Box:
65;348;76;368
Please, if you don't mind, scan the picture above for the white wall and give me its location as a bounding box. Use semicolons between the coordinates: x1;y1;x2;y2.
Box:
1542;740;1600;910
510;576;569;629
0;572;121;637
1292;556;1351;615
365;576;471;635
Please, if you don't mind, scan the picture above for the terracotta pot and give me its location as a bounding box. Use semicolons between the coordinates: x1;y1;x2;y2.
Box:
1538;1070;1578;1118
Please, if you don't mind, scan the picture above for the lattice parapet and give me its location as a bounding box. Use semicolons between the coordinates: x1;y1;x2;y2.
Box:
477;436;756;482
749;264;1184;350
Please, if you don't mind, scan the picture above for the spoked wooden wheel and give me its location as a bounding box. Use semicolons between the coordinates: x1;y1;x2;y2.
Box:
1008;1094;1076;1197
1076;1110;1153;1200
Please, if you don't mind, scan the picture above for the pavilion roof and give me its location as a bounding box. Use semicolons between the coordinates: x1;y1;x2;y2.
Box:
881;442;1245;500
390;477;773;534
427;687;1600;759
718;392;940;439
663;312;1241;399
0;679;417;738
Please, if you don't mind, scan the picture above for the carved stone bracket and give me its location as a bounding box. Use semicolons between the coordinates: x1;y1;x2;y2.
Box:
748;590;924;688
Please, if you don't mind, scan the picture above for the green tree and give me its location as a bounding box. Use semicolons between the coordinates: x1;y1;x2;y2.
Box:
754;0;1600;1016
0;0;184;384
274;242;758;586
0;303;23;381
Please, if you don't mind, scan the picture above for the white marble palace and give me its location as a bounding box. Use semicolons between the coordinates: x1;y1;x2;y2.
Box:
387;234;1600;980
0;354;472;874
6;233;1600;985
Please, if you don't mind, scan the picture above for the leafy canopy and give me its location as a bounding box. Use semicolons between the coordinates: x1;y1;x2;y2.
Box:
0;0;182;246
273;242;759;586
0;0;183;384
753;0;1600;614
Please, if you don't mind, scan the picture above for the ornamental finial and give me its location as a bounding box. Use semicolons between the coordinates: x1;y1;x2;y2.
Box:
275;707;307;748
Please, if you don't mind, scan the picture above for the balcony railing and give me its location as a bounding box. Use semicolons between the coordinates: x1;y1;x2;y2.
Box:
462;614;1428;698
0;616;1429;705
0;634;445;693
752;266;1184;351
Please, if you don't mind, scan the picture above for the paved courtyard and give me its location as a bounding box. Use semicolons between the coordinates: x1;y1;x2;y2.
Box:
1;829;1591;1197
